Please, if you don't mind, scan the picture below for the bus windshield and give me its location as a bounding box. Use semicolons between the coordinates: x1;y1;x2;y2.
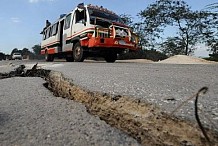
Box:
88;8;124;24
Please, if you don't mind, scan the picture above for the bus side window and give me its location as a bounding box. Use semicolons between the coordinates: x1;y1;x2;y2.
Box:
64;14;72;30
52;23;59;36
46;27;51;39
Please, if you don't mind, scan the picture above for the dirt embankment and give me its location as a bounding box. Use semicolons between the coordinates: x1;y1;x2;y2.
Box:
112;55;217;64
157;55;217;64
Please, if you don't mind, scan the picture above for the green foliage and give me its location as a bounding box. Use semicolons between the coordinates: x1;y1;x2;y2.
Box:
204;4;218;56
9;46;41;60
207;38;218;55
160;37;186;56
204;54;218;62
21;48;34;59
21;48;30;56
32;44;44;59
206;2;218;11
119;14;149;48
10;48;20;56
138;0;218;56
120;14;133;26
118;50;146;60
133;22;152;49
32;44;42;55
144;49;168;61
207;38;218;61
0;52;6;60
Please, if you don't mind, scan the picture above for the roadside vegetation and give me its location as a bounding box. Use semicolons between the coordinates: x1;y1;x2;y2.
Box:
0;44;44;60
120;0;218;61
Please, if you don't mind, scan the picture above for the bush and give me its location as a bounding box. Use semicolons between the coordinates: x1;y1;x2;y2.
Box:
118;49;167;61
204;54;218;62
0;52;6;60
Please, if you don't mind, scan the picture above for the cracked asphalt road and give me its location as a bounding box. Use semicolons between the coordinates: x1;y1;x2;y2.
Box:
1;60;218;124
0;77;139;146
42;61;218;128
0;60;218;145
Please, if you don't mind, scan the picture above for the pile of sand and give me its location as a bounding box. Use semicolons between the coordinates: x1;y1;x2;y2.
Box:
157;55;217;64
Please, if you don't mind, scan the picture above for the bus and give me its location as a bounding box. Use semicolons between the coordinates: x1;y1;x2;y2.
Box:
40;3;140;62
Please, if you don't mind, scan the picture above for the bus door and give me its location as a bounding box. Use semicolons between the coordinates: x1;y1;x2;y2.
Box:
62;14;73;52
58;20;64;52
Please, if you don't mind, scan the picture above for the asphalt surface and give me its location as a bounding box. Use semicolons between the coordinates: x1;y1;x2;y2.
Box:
0;77;139;146
42;61;218;128
0;59;218;145
1;60;218;122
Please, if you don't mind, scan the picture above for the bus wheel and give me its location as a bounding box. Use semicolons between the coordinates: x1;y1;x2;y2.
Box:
73;42;85;62
45;52;54;62
105;52;117;63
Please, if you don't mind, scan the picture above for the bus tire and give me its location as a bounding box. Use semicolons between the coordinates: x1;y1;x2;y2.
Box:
45;51;54;62
73;42;85;62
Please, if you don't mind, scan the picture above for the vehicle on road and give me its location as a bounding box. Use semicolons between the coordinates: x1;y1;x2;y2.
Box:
12;53;22;60
40;3;140;63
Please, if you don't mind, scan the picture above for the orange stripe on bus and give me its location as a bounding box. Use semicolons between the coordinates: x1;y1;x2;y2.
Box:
47;48;55;54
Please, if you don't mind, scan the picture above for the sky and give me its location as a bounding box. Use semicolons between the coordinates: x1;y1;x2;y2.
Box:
0;0;217;56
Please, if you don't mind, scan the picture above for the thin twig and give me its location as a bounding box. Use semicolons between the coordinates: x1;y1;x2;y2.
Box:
195;87;211;144
171;87;213;145
170;94;196;116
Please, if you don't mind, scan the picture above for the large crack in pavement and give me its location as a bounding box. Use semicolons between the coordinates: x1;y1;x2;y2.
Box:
1;65;218;146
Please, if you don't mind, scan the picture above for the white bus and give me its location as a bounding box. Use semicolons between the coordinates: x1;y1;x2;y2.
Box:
41;3;139;62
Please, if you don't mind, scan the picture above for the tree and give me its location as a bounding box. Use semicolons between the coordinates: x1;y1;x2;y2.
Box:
204;3;218;59
138;0;175;49
32;44;44;59
206;2;218;11
21;48;30;56
139;0;216;55
21;48;32;59
120;14;150;49
120;14;133;26
32;44;42;55
0;52;5;60
161;37;186;56
133;22;154;49
205;18;218;57
10;48;19;56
